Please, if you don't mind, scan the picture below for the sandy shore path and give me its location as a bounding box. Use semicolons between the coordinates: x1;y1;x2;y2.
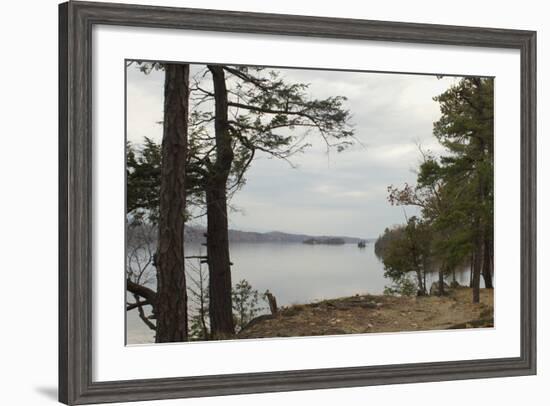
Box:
238;287;493;338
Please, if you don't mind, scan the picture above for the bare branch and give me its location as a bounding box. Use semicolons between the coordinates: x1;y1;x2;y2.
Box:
126;300;151;311
126;279;157;303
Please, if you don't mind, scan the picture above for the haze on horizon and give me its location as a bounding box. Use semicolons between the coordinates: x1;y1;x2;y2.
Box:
127;64;459;239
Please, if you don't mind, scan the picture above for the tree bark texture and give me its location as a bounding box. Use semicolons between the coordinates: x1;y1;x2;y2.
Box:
472;238;482;304
206;65;235;339
155;63;190;343
472;134;486;304
482;236;494;289
415;269;426;296
438;269;445;296
472;198;483;304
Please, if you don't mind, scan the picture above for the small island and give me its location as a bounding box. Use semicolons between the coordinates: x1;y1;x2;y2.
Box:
303;237;346;245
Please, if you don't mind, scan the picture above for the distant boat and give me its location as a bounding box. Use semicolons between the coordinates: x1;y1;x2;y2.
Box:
357;240;366;248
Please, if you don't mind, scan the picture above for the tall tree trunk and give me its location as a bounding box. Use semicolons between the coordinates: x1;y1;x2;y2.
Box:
451;267;457;287
482;232;493;289
472;205;483;303
415;269;425;296
438;268;446;296
206;65;235;339
155;63;190;343
482;236;494;289
205;185;234;338
469;253;474;288
423;269;427;295
472;239;482;303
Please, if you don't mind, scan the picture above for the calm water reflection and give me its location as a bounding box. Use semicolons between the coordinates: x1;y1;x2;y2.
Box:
126;242;476;344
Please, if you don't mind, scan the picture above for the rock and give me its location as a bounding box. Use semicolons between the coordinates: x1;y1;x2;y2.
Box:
239;314;275;332
362;301;378;309
282;307;302;317
429;281;450;296
479;307;493;319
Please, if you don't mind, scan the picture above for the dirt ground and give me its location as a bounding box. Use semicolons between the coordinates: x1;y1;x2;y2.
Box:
237;287;493;339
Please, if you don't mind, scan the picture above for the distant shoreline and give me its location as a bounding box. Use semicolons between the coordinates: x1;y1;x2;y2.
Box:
182;225;374;245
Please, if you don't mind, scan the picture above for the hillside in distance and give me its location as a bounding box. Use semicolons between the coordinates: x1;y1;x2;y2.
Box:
184;226;372;244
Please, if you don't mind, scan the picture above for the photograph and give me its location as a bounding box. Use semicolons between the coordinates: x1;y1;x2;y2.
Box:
125;61;494;344
52;2;538;404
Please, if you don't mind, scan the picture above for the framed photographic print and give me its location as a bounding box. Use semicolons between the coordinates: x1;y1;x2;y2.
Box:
59;1;536;404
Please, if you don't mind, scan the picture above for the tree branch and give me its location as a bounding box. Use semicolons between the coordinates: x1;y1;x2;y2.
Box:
133;294;157;331
126;300;150;311
126;279;157;303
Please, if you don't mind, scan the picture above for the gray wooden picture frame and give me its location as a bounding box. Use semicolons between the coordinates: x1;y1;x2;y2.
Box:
59;1;537;404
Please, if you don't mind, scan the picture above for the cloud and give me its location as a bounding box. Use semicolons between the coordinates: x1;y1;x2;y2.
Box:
127;63;460;237
126;66;164;144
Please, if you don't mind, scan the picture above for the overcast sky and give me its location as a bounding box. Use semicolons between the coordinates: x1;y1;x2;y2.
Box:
127;64;459;239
